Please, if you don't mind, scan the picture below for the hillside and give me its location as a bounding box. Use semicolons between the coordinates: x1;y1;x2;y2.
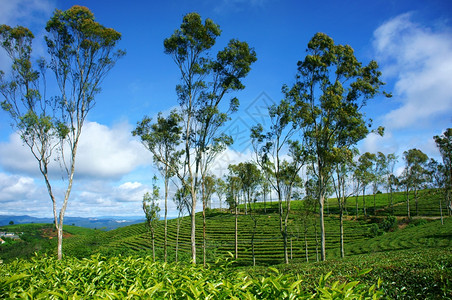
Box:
0;215;143;230
1;188;449;265
59;190;450;266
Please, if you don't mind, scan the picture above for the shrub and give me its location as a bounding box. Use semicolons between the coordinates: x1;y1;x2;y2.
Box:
380;215;397;232
0;255;383;299
368;223;383;237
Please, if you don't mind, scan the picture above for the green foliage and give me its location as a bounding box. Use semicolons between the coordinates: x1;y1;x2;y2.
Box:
379;215;397;232
0;254;383;299
367;223;382;238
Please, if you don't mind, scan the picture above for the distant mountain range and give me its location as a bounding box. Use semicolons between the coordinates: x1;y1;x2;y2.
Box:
0;215;144;230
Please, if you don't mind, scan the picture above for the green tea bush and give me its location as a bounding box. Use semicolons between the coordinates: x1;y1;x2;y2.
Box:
380;215;397;232
0;254;383;299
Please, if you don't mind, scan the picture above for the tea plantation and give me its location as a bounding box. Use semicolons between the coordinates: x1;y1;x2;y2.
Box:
1;190;451;298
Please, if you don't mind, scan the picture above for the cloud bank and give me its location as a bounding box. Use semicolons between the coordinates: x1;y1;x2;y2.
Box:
373;13;452;130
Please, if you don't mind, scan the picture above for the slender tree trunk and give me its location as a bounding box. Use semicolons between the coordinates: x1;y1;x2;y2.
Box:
290;237;293;260
284;188;292;264
339;202;344;258
390;186;394;214
355;194;359;219
440;195;444;226
151;229;155;261
415;188;419;216
373;192;376;216
406;187;411;218
362;187;366;216
164;176;168;263
56;146;77;260
57;224;63;260
176;215;180;263
190;201;196;264
245;198;248;215
304;220;309;263
314;218;319;262
202;177;207;267
251;215;257;266
235;202;238;260
319;175;326;261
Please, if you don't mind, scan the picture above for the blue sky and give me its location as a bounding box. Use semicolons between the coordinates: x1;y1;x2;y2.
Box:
0;0;451;218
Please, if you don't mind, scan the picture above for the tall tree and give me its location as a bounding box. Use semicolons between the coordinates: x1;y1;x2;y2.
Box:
226;172;242;260
371;152;387;215
427;159;446;225
385;153;398;213
132;110;183;263
331;148;356;258
215;177;227;210
201;173;217;266
228;162;261;266
251;100;307;264
143;176;161;261
356;152;376;217
0;6;124;260
434;128;452;215
173;184;190;262
163;13;256;264
402;148;429;217
285;33;388;261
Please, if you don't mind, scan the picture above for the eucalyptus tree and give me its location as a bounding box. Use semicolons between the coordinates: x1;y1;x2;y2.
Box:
300;189;317;262
371;152;387;215
331;148;357;258
434;128;452;215
356;152;376;216
164;13;257;264
285;33;388;261
228;162;261;265
201;173;217;266
215;177;227;210
143;176;161;261
427;159;446;225
173;184;190;262
133;110;183;262
251;100;307;264
0;6;124;260
402;148;429;217
229;162;261;214
226;171;242;260
385;153;398;213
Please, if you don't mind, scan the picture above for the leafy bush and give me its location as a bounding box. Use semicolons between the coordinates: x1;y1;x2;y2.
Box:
368;216;398;237
407;218;428;228
380;215;397;232
368;223;383;237
0;254;383;299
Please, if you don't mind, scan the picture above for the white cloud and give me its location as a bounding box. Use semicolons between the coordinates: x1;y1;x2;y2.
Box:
0;0;54;71
0;133;41;176
0;121;152;180
0;173;37;201
76;121;152;179
0;0;54;26
360;131;399;156
373;13;452;130
0;172;50;216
